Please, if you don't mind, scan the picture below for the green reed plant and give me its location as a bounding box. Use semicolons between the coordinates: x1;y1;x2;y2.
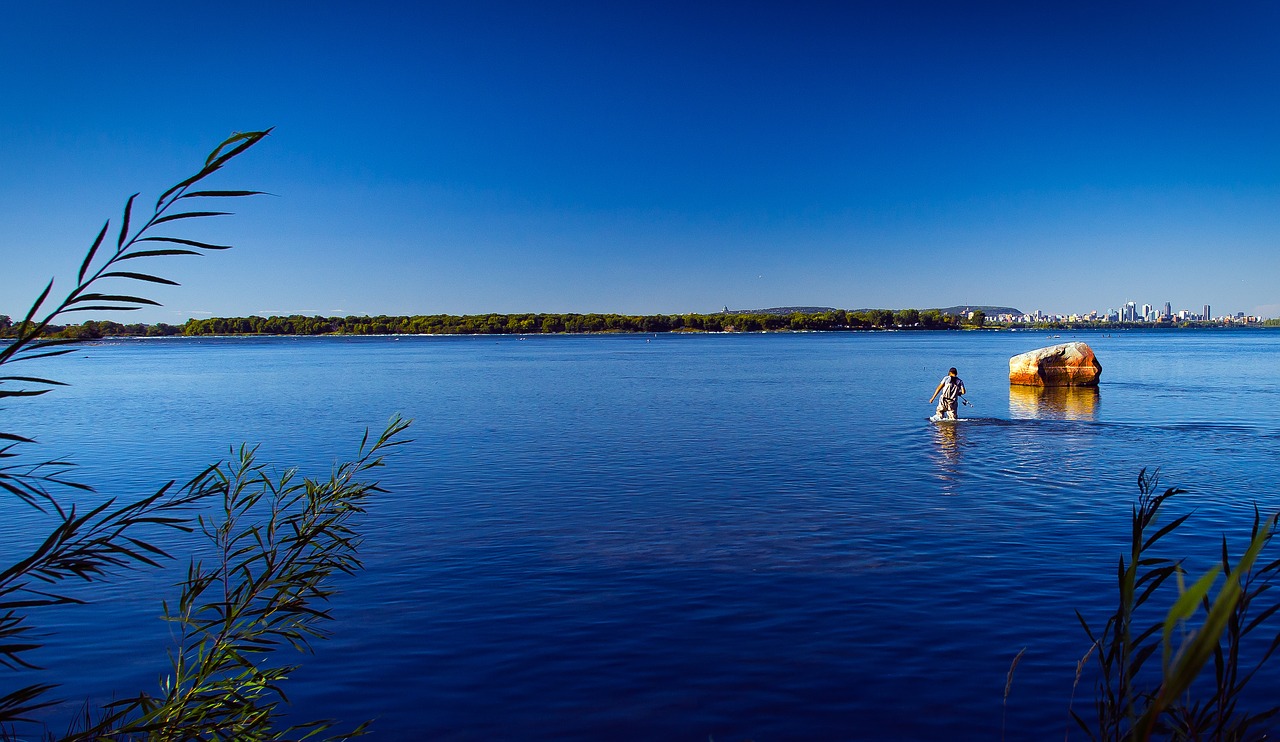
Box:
1073;469;1280;740
1;132;411;740
1;129;272;723
76;421;408;741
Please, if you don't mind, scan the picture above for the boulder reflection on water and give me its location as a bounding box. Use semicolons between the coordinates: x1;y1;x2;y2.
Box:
1008;384;1100;421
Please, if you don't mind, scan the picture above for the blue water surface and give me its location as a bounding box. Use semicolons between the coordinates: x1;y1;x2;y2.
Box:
3;329;1279;740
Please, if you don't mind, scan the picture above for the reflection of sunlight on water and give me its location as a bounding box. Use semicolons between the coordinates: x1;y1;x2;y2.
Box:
929;421;963;489
1009;385;1100;421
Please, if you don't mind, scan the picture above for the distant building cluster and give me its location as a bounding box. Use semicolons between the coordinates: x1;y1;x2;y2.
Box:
987;301;1263;326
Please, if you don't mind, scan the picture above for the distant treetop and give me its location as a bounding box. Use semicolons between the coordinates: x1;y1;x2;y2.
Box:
722;306;837;315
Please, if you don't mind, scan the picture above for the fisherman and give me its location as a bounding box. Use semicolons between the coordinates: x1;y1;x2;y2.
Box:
929;367;967;420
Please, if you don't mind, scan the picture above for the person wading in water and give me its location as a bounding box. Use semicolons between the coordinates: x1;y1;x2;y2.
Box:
929;367;966;420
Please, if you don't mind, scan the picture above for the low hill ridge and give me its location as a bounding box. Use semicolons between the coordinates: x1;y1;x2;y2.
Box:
723;306;836;315
934;305;1022;317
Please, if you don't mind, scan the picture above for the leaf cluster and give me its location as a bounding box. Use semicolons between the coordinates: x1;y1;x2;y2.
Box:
3;130;416;740
74;417;410;741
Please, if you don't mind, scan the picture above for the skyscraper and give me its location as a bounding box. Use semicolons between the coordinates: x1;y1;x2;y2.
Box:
1203;304;1211;322
1163;301;1172;318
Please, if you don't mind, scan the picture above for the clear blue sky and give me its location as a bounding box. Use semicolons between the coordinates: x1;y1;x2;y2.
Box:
3;1;1279;323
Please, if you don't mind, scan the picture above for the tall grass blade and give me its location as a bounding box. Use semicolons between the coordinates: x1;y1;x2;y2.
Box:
116;193;137;250
97;271;181;285
78;223;110;284
1002;646;1025;742
152;211;230;224
136;237;232;250
116;249;201;260
178;189;266;198
1163;566;1221;672
67;293;162;307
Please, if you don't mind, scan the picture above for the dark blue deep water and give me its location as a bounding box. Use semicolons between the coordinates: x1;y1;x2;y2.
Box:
4;329;1280;740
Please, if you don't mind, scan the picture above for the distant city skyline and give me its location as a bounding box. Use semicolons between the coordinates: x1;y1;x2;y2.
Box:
3;2;1280;324
996;298;1244;323
1112;298;1219;323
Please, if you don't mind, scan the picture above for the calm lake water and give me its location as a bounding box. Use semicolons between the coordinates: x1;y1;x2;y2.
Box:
4;329;1280;740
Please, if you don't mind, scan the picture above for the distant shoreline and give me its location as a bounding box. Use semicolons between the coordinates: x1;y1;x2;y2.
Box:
34;324;1280;343
5;309;1273;341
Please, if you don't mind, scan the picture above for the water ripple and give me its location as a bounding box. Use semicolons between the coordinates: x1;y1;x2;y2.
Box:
4;331;1280;739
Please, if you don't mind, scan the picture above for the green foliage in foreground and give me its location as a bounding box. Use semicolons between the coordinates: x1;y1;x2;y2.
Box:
1059;470;1280;739
81;421;409;740
1;132;411;740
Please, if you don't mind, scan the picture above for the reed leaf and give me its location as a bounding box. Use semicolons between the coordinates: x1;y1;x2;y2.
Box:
1144;512;1193;552
77;224;109;284
179;189;267;198
114;248;203;260
67;293;163;306
98;271;181;285
0;390;53;399
116;192;137;250
3;348;77;363
152;210;231;224
136;236;233;250
0;376;67;387
1162;566;1221;673
0;683;59;722
60;305;143;312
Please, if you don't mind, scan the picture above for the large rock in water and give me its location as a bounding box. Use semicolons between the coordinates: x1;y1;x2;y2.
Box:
1009;342;1101;386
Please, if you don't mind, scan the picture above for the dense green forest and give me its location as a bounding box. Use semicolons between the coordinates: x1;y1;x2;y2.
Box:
0;309;965;338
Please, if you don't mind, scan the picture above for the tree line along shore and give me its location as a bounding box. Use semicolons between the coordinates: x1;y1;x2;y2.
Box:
0;309;968;338
1;310;1275;339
